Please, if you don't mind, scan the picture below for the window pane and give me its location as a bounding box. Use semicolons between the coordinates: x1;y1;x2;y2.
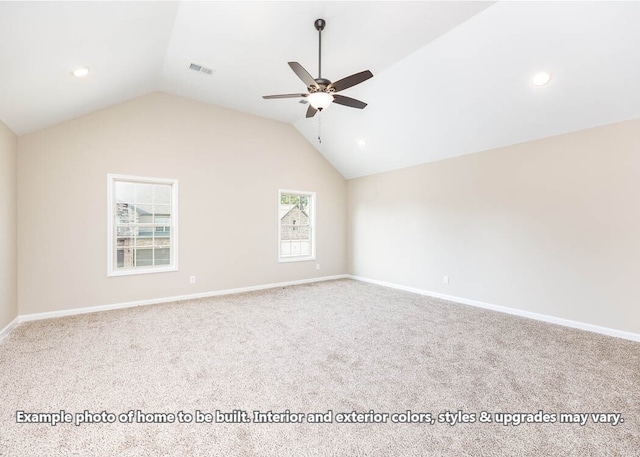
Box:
154;205;171;217
115;181;135;202
299;195;309;211
136;236;153;247
116;203;133;224
300;240;310;256
281;226;290;241
301;226;310;241
117;237;135;248
281;241;291;256
154;185;171;204
118;247;134;269
136;183;153;203
290;241;301;256
134;204;153;219
154;248;170;265
135;248;153;267
155;226;170;238
116;226;134;237
155;236;171;248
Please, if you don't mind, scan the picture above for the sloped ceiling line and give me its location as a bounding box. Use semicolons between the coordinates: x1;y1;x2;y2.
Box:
2;1;640;179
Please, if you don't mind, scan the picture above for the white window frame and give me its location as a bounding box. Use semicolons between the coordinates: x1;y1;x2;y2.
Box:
278;189;316;263
107;174;179;276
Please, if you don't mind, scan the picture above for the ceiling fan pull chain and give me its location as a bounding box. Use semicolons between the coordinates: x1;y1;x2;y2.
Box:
318;112;322;144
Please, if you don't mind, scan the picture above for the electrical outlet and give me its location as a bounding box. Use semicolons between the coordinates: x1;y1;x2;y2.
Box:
443;275;449;285
316;263;320;270
189;276;196;284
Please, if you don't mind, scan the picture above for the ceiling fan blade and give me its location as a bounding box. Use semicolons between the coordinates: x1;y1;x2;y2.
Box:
306;105;318;118
333;94;367;109
263;94;307;99
289;62;319;89
329;70;373;92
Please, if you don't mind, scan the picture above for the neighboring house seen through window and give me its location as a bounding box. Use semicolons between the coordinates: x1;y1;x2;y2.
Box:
279;190;315;262
108;175;178;276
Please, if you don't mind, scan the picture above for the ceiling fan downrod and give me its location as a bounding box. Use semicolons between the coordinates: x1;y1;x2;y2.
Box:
315;19;326;79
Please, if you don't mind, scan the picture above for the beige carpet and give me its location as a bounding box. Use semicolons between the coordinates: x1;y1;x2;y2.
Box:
1;279;638;456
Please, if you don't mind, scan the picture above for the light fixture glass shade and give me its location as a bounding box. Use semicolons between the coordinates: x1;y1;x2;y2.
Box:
532;71;551;86
72;66;90;78
307;92;334;110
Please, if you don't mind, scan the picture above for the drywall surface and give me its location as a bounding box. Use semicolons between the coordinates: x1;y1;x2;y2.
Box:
348;118;640;334
18;92;347;314
0;120;18;330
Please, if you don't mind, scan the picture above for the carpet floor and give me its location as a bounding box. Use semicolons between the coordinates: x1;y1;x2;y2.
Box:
1;279;638;456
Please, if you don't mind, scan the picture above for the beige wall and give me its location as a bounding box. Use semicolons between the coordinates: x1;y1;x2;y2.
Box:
348;118;640;335
0;121;18;330
14;90;639;336
18;92;347;315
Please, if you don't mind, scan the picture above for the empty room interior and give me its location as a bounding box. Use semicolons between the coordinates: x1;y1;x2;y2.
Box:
1;1;639;455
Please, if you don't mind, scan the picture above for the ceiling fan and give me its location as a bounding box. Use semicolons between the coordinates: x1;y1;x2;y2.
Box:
263;18;373;118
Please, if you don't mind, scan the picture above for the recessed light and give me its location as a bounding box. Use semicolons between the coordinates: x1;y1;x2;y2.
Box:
532;71;551;86
357;139;367;148
72;66;90;78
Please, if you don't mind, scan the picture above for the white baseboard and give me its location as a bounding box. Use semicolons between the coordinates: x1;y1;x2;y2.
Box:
17;274;348;324
349;275;640;343
9;274;639;344
0;316;19;343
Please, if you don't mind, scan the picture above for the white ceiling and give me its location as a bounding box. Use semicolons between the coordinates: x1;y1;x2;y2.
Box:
2;1;640;178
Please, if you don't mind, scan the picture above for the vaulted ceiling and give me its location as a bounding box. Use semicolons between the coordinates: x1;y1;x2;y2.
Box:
2;1;640;178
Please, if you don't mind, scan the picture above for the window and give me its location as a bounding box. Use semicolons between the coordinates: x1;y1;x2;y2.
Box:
278;190;315;262
107;174;178;276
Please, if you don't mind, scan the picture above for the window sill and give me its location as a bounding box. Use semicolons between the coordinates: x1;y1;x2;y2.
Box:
278;256;316;263
108;265;178;277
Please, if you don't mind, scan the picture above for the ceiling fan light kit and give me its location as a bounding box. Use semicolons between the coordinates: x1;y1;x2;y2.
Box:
263;18;373;118
307;92;334;110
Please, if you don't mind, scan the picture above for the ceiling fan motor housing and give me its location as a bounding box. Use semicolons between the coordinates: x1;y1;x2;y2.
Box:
310;78;334;94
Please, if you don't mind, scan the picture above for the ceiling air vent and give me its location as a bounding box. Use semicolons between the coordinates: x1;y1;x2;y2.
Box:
189;63;214;76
